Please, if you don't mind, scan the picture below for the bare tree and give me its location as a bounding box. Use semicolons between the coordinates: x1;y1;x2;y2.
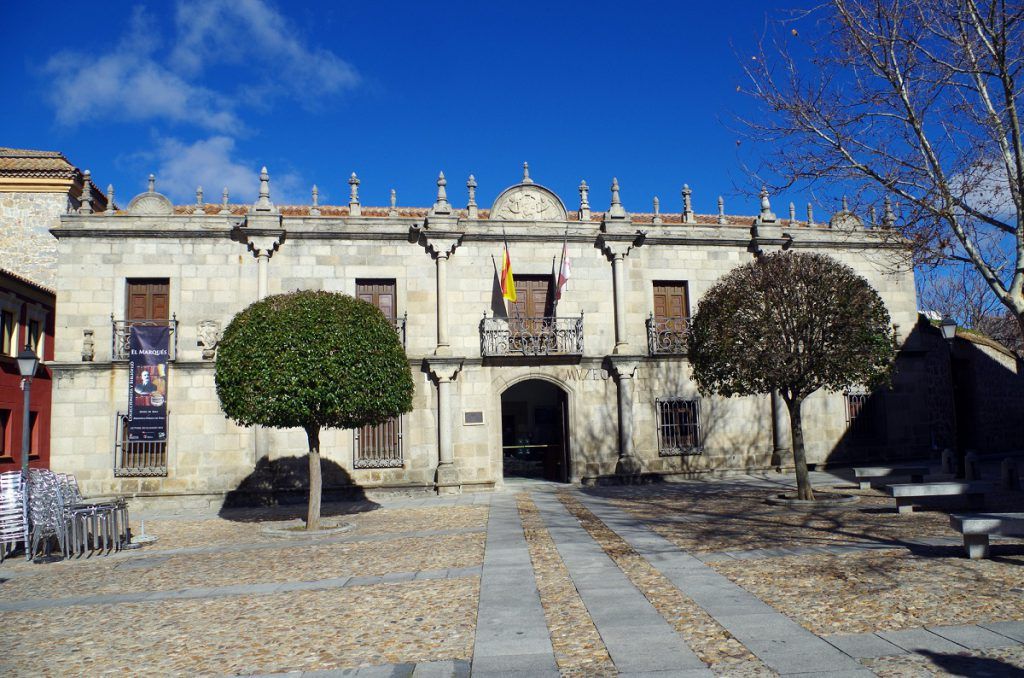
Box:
743;0;1024;340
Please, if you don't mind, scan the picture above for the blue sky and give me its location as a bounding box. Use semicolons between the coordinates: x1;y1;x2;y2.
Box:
2;1;818;212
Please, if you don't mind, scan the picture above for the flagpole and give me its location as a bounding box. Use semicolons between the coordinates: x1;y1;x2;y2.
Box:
554;224;569;315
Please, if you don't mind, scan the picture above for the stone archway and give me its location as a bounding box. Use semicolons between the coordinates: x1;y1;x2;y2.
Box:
500;379;570;482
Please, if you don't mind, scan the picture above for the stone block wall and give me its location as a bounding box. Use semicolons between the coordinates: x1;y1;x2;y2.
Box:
0;191;68;288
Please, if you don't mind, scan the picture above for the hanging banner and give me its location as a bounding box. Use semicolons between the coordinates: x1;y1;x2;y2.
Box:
128;325;169;441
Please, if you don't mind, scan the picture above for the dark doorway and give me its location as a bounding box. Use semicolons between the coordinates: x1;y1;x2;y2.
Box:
501;380;569;482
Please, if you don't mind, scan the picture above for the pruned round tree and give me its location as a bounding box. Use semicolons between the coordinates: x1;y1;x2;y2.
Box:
688;252;895;499
215;290;414;529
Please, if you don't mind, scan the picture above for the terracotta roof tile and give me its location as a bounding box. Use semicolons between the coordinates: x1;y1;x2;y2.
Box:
0;148;79;179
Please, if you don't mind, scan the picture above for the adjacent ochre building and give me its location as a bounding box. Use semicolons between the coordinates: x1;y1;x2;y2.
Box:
48;164;933;510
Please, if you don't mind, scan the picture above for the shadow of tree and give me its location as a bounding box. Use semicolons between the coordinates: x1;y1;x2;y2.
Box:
918;649;1024;677
219;455;379;521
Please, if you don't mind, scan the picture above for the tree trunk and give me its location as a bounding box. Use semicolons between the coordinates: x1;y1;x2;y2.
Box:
785;396;814;501
305;425;322;531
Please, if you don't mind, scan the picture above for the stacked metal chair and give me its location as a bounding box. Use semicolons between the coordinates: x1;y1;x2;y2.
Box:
27;469;68;558
0;471;29;561
57;473;130;555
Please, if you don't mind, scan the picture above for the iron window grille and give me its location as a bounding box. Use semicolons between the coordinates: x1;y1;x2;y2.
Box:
354;416;404;468
844;391;885;444
113;411;168;477
111;315;178;361
656;397;702;456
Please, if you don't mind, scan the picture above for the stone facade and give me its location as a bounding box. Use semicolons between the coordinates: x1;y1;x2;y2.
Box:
48;167;931;509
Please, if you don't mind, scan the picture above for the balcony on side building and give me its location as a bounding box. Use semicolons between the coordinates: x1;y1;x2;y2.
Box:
111;315;179;361
646;314;689;355
480;314;584;358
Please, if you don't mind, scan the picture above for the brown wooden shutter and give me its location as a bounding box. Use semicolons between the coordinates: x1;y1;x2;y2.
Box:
126;279;170;321
653;282;689;320
355;280;397;322
509;276;552;318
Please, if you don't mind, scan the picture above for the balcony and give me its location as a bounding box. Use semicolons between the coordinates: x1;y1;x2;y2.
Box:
647;314;689;355
481;315;584;358
112;316;179;361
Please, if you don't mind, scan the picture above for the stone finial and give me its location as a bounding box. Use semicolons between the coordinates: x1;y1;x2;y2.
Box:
252;166;275;213
883;195;895;228
681;184;695;224
467;175;478;219
578;180;591;221
607;177;627;219
757;186;777;223
842;195;849;212
522;162;533;184
431;171;451;215
389;188;398;217
348;172;361;217
652;196;663;224
869;205;878;227
806;202;814;225
718;196;727;224
79;170;93;214
148;173;156;193
789;201;796;222
219;187;231;215
105;184;115;214
310;184;320;216
195;186;204;211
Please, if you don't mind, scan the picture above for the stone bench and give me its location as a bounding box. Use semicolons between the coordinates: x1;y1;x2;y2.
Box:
853;466;929;490
949;513;1024;559
885;481;993;515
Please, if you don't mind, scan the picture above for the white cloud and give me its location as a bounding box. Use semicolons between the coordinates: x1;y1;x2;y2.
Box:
171;0;359;108
150;136;304;205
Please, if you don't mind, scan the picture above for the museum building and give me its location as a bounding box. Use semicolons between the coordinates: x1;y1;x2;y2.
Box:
47;164;936;510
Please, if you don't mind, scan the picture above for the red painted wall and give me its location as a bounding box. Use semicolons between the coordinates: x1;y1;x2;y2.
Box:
0;271;55;472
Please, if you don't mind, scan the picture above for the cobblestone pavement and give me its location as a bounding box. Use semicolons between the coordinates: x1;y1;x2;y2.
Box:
1;469;1022;676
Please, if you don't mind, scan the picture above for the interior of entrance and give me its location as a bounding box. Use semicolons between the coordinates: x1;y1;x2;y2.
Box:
500;380;569;482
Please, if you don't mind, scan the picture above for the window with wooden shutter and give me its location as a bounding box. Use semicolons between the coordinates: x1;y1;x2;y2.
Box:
648;281;690;354
126;279;170;321
354;279;403;468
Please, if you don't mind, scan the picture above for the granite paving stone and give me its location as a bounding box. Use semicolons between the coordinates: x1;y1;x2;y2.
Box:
926;623;1021;649
876;627;969;653
823;632;909;658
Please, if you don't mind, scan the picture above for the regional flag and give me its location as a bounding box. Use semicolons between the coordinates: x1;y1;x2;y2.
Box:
500;245;517;302
555;241;571;301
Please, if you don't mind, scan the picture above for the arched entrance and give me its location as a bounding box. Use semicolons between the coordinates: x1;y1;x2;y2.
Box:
500;379;570;482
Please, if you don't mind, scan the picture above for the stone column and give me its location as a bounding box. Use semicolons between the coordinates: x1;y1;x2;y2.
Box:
428;358;464;495
611;253;628;353
770;390;791;470
598;234;645;355
435;253;450;355
609;357;641;476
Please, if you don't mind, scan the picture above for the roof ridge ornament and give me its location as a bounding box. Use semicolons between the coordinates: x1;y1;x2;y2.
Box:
196;186;204;211
682;184;695;224
220;187;231;215
522;162;533;184
80;170;93;214
430;171;452;215
883;195;895;229
606;177;627;220
652;196;662;224
789;201;796;222
148;173;156;193
106;184;115;215
467;175;478;219
806;202;814;225
127;172;174;215
578;180;590;221
718;195;727;224
251;166;276;213
310;184;320;216
756;185;777;224
389;188;398;217
349;172;361;217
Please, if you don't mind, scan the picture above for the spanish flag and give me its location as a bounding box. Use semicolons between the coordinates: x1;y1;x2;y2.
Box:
500;244;516;302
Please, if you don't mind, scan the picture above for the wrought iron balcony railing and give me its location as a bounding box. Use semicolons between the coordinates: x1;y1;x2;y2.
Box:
394;312;407;347
646;314;689;355
481;314;584;357
112;315;179;361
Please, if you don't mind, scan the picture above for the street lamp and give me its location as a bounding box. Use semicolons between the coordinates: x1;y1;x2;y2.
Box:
938;316;962;476
16;344;38;561
16;344;39;478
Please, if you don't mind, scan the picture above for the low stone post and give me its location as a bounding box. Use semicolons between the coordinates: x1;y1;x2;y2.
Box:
1001;457;1020;490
